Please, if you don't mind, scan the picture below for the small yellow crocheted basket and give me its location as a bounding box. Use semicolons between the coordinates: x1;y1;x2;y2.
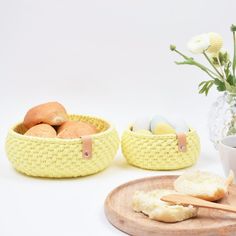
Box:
5;115;119;178
121;127;200;170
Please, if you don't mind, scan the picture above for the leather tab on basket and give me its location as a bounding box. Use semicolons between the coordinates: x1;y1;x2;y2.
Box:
177;133;187;152
81;136;93;159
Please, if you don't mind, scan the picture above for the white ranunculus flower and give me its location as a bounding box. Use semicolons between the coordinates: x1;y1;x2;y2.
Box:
187;34;210;54
207;32;223;54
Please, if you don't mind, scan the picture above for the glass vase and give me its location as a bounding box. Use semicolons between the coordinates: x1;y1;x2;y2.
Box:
208;92;236;148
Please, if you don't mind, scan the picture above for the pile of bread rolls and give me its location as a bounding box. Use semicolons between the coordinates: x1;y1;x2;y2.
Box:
23;102;97;139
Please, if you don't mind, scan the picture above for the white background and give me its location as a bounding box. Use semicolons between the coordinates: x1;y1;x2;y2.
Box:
0;0;236;235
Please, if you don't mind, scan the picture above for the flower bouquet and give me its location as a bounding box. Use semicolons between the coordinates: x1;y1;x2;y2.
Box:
170;25;236;145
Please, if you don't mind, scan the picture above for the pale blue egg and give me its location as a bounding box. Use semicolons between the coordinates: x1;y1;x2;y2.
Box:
168;117;189;133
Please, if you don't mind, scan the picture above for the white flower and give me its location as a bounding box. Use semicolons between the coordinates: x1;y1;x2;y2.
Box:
187;34;210;54
187;32;223;54
207;32;223;54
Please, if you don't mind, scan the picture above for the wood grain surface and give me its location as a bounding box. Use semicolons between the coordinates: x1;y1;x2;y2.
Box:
104;175;236;236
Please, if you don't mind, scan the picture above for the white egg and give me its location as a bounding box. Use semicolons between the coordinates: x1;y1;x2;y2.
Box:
132;117;151;131
168;117;189;133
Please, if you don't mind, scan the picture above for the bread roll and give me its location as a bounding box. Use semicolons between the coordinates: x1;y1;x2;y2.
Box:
24;124;57;138
57;121;97;139
132;189;198;223
23;102;68;128
174;170;234;201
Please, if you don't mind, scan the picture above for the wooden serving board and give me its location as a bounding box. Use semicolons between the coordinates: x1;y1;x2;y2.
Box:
104;175;236;236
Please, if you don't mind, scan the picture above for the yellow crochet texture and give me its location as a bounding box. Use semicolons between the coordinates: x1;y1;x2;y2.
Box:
6;115;119;178
121;128;200;170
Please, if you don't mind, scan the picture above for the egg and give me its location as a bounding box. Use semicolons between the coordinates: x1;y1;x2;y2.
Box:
150;115;176;135
132;117;151;132
152;123;176;135
168;117;189;133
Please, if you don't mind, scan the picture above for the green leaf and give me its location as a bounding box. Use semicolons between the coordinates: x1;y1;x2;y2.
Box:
225;81;233;92
214;78;223;85
225;80;236;93
227;74;235;86
198;80;214;95
224;62;231;78
214;79;226;92
212;56;219;65
206;81;214;95
233;75;236;85
198;81;208;87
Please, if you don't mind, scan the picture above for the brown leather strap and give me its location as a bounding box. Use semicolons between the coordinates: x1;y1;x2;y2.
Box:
81;136;93;159
177;133;187;152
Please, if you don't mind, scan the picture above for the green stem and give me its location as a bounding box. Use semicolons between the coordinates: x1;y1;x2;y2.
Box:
203;51;224;79
204;69;218;80
174;49;189;60
174;49;218;78
233;31;236;77
216;55;226;80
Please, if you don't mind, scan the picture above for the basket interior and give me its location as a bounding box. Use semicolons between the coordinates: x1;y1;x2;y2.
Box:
13;115;110;135
128;126;193;137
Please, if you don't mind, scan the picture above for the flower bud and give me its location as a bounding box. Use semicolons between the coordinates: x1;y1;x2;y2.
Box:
231;24;236;32
170;45;176;51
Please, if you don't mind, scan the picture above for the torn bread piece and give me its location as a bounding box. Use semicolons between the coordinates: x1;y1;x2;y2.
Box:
174;170;234;201
132;189;198;223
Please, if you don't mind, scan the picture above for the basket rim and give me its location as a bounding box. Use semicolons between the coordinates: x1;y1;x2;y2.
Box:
123;126;197;139
7;114;116;143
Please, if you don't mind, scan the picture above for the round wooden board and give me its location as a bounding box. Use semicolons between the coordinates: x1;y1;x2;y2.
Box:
104;175;236;236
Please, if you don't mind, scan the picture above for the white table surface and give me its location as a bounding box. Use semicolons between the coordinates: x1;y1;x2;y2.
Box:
0;0;234;235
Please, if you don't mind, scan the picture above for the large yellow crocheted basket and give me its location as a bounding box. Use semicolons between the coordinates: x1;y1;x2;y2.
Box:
121;128;200;170
5;115;119;178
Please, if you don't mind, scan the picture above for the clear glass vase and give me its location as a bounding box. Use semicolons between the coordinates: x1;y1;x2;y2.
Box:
208;92;236;148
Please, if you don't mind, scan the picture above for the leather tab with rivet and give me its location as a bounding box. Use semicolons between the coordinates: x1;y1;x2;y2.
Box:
177;133;187;152
81;136;93;159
